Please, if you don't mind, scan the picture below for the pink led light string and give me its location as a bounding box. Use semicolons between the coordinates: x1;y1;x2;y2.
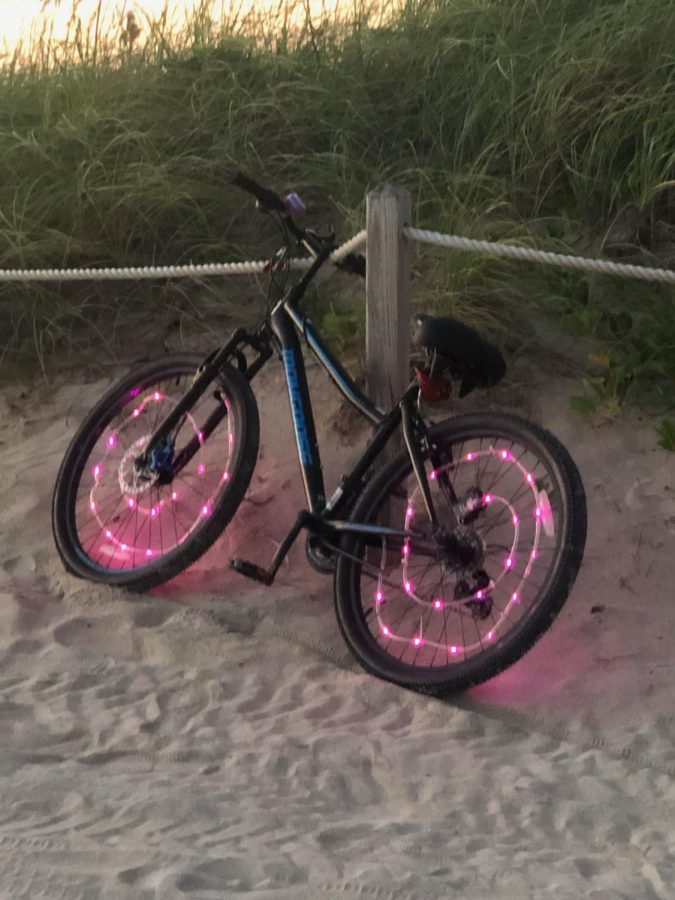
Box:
375;443;547;657
87;388;234;565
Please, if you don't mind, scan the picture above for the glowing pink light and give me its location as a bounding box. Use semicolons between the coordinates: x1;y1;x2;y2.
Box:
382;626;390;637
413;637;422;647
202;504;211;516
505;557;513;569
526;473;534;484
406;506;414;518
171;491;178;501
513;513;519;525
487;631;494;640
375;590;384;603
153;391;162;401
402;544;410;557
197;464;205;475
512;592;520;603
128;498;136;509
222;471;230;482
150;507;158;518
466;452;474;461
449;645;458;655
475;590;484;600
132;408;140;417
90;500;96;512
404;580;413;594
429;470;436;480
229;433;234;445
121;543;127;551
500;449;509;460
535;507;542;518
93;464;101;479
107;434;117;448
433;599;443;610
484;494;493;504
531;549;537;561
105;530;112;539
198;431;204;442
146;549;154;557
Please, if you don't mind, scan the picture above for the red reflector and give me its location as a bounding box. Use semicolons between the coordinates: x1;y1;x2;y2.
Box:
415;368;452;402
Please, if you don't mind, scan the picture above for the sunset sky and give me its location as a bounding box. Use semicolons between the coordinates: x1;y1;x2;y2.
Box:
0;0;343;53
0;1;167;52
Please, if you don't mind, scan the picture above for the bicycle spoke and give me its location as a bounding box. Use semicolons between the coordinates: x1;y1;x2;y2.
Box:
66;363;240;576
354;425;570;673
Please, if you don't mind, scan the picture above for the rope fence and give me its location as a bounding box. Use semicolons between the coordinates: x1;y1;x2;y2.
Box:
0;230;367;283
0;220;672;285
405;227;675;286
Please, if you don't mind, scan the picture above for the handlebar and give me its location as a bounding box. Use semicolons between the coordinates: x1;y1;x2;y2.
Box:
231;170;366;278
231;172;288;214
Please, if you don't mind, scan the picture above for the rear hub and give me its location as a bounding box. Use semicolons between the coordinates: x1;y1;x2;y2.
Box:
433;524;484;569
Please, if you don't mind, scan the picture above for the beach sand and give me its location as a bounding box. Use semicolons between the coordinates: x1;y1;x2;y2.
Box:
0;356;673;899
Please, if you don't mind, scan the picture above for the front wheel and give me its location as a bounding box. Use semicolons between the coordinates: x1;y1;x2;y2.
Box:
52;354;260;592
334;412;586;694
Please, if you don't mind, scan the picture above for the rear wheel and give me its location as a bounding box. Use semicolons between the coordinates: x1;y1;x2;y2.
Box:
334;413;586;693
52;354;259;591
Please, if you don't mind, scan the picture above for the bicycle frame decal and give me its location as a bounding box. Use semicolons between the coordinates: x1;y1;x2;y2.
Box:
282;347;314;465
285;307;384;427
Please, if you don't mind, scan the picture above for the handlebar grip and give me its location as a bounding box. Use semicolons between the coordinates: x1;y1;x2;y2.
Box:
231;171;288;213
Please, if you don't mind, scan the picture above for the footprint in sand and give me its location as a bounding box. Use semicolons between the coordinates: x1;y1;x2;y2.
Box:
3;556;38;577
132;604;176;629
625;476;675;516
53;615;133;660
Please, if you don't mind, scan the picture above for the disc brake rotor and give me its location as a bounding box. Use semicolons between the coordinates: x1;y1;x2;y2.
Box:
118;435;160;496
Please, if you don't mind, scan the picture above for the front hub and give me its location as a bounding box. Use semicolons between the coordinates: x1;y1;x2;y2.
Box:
119;435;162;496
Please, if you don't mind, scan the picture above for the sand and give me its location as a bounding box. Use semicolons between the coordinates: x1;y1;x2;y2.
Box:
0;356;674;899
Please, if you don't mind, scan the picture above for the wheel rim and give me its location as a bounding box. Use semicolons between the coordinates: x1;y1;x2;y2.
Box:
70;367;235;573
358;433;566;670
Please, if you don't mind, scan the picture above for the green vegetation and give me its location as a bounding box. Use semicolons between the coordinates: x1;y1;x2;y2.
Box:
656;418;675;451
0;0;673;413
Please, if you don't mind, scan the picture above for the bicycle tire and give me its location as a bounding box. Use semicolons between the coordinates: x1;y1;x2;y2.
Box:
334;412;586;694
52;354;260;592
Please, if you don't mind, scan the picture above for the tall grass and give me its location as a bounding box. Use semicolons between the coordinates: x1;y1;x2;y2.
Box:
0;0;673;410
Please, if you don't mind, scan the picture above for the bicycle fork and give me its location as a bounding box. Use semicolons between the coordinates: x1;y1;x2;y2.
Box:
134;327;273;477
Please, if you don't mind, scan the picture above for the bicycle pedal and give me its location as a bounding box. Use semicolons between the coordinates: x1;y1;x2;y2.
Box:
230;558;274;586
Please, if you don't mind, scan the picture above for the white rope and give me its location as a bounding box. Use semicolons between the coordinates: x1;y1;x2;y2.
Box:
1;222;673;286
0;230;367;283
330;228;367;260
0;259;287;282
405;227;675;286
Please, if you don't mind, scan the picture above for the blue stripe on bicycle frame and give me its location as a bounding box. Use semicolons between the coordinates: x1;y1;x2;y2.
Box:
282;348;313;465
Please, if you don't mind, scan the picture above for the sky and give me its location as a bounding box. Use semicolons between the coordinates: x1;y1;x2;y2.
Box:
0;0;343;53
0;2;151;51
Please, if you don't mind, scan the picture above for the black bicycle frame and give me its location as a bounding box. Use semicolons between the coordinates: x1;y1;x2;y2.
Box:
271;298;400;516
139;241;439;541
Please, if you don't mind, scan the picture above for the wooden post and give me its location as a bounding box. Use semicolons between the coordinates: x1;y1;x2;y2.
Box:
365;185;412;413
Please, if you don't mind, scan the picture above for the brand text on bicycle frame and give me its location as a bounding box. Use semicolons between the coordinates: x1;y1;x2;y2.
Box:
282;348;313;465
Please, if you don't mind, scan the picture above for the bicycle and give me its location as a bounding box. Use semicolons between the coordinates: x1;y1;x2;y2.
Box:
52;172;587;693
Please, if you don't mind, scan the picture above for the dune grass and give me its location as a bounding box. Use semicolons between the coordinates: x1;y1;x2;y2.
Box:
0;0;673;412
